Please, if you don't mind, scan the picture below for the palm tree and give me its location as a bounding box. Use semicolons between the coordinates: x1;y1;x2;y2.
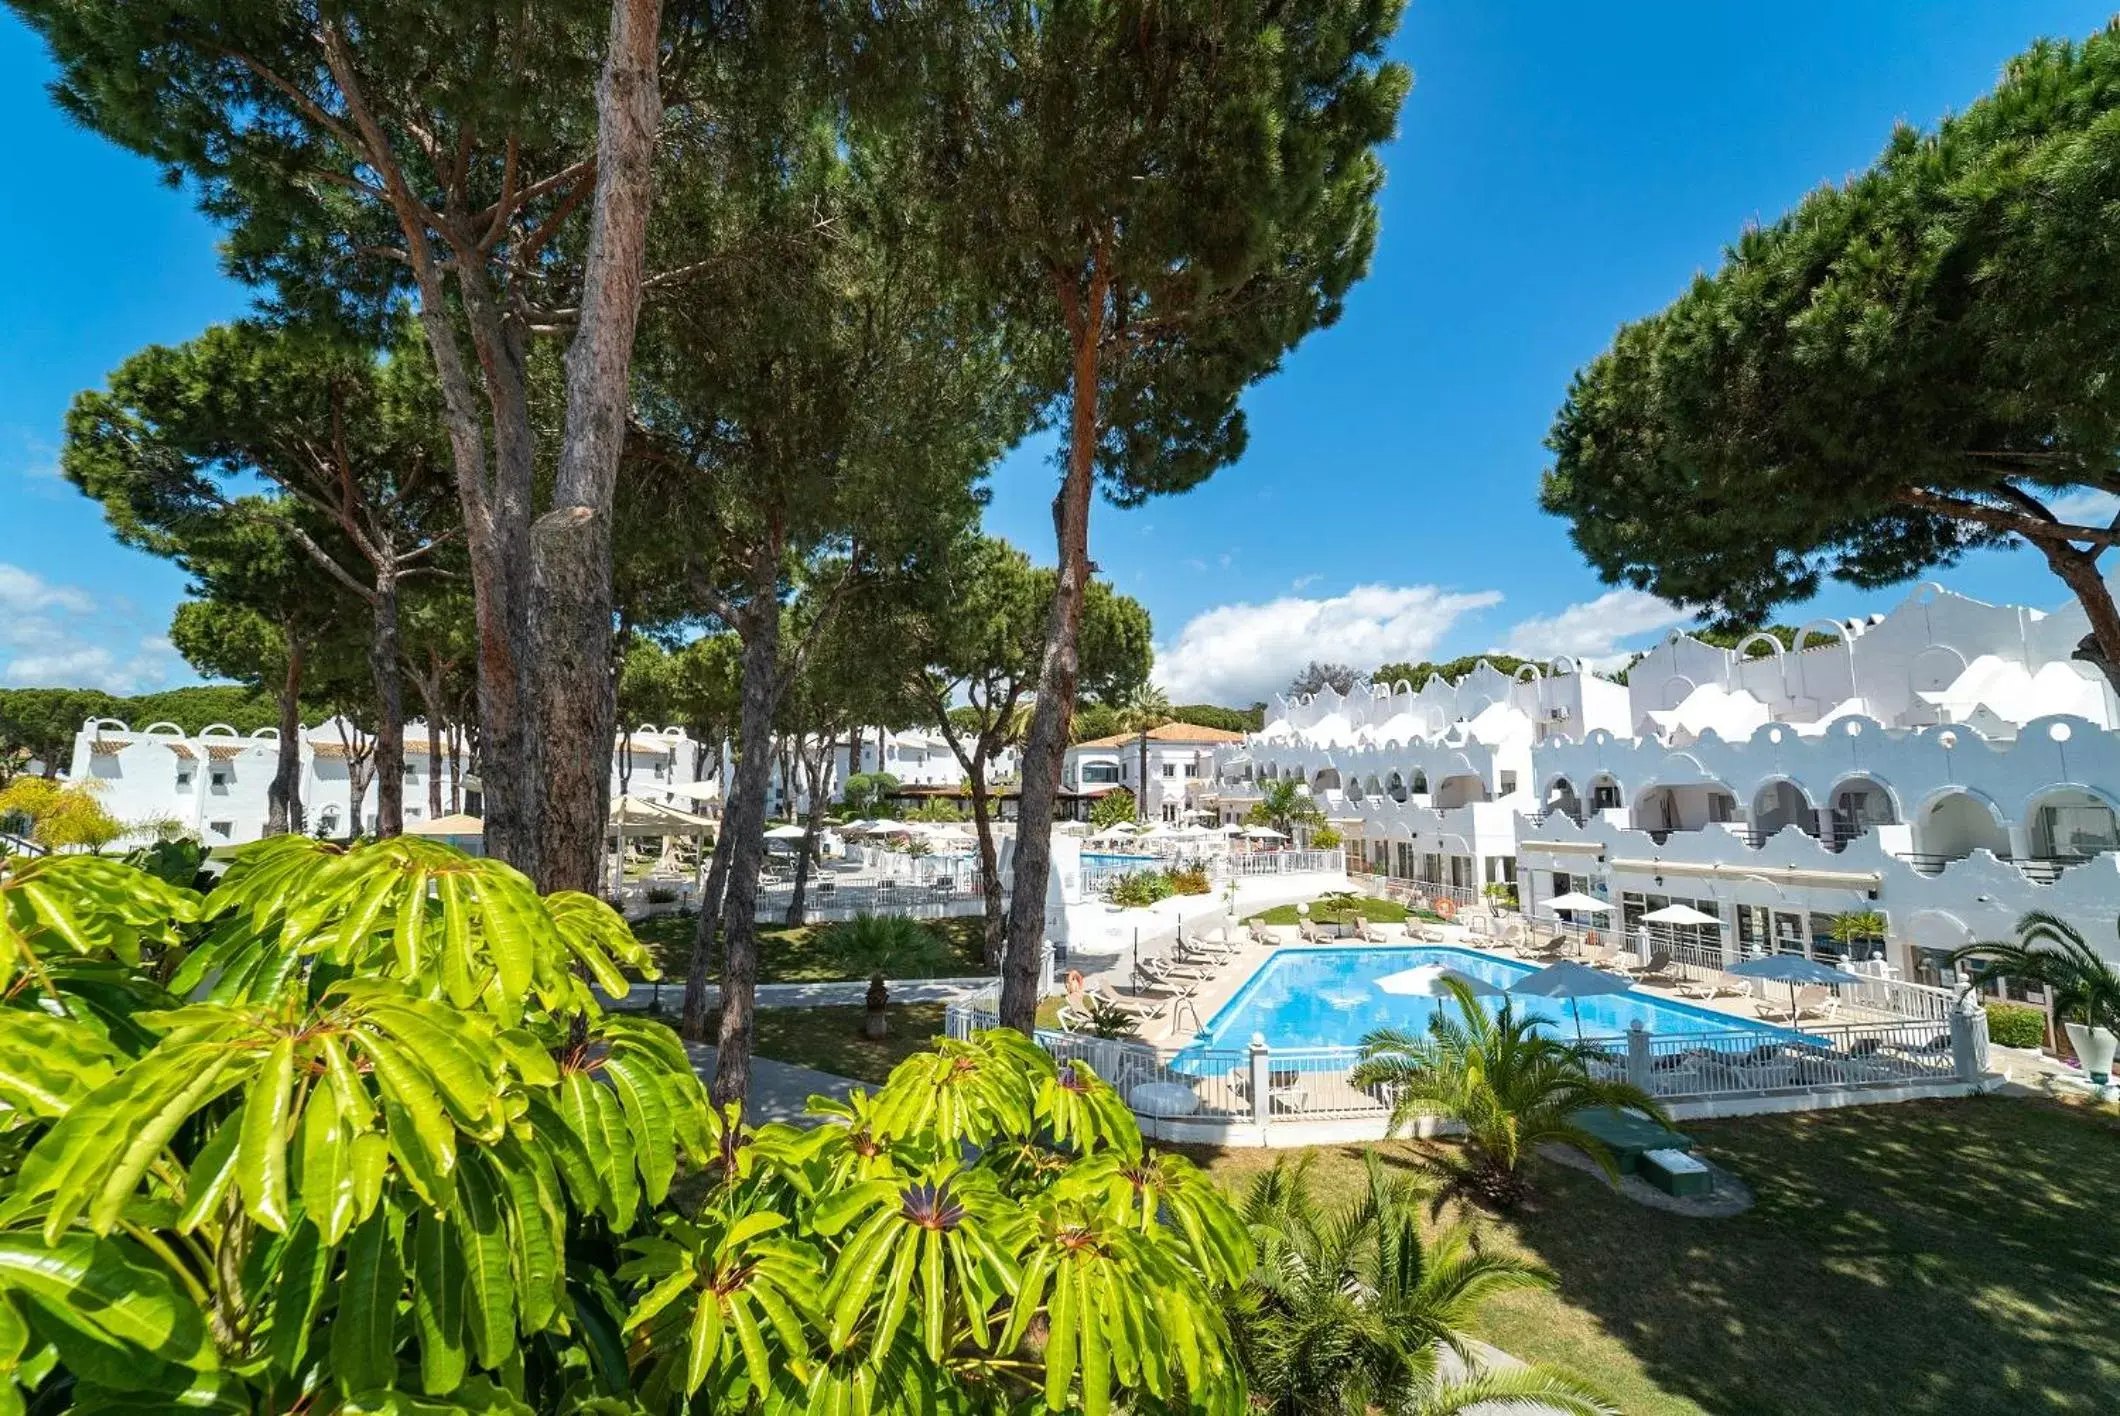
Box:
1348;980;1670;1208
823;913;949;1034
1952;910;2120;1032
1114;682;1172;821
1249;776;1325;841
1232;1152;1615;1415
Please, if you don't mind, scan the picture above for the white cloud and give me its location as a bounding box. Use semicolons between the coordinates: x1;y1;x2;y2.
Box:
0;565;184;693
1290;573;1322;591
1495;588;1691;667
2051;489;2120;525
1153;584;1505;705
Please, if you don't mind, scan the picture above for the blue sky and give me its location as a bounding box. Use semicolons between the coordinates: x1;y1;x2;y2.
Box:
2;2;2113;704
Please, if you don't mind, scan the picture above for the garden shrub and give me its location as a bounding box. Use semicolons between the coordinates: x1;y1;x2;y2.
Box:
1102;868;1175;908
1167;865;1212;895
1986;1001;2047;1049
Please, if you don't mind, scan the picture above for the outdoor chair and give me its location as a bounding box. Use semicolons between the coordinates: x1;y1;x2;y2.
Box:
1623;950;1683;985
1676;971;1748;1000
1225;1067;1310;1115
1094;983;1196;1029
1754;985;1831;1024
1136;957;1212;989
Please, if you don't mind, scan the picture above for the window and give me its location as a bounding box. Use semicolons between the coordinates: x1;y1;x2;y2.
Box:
1183;763;1198;778
209;768;229;790
1499;771;1518;794
404;762;419;779
1161;763;1176;778
208;820;232;839
176;767;193;789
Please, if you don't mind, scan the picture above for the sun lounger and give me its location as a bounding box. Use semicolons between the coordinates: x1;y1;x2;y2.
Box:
1676;971;1748;1000
1754;984;1833;1024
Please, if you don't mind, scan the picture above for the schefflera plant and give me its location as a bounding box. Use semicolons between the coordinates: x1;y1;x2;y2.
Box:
0;835;715;1414
616;1030;1255;1415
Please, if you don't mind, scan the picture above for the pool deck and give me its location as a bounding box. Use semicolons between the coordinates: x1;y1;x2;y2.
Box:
1094;917;1918;1056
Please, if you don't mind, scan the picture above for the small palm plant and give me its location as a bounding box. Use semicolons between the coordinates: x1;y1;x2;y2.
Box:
1231;1152;1616;1415
1951;911;2120;1027
823;912;950;1035
1348;979;1670;1208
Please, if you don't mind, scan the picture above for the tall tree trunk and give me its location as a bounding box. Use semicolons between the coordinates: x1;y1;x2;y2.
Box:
2045;543;2120;695
710;553;784;1110
369;575;406;839
408;651;447;819
267;628;306;837
1002;306;1104;1031
532;0;664;895
968;766;1005;969
426;708;444;819
447;719;465;814
785;732;834;926
681;819;737;1041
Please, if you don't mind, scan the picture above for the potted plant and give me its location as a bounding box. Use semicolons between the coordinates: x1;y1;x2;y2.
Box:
823;912;950;1038
1953;910;2120;1098
1483;880;1520;913
1830;909;1890;964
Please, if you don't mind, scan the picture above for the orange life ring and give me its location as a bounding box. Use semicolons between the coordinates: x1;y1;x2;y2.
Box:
1434;897;1456;920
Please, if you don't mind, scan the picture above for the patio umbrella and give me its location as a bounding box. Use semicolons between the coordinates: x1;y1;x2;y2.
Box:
1375;964;1505;999
1541;891;1611;913
1641;902;1721;959
1507;958;1635;1044
762;823;809;840
1243;826;1286;840
1727;954;1862;1031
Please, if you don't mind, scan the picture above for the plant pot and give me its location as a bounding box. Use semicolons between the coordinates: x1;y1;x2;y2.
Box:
864;1008;890;1040
2063;1022;2117;1085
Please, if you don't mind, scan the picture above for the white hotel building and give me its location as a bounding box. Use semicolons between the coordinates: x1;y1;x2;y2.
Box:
1206;580;2120;981
61;719;714;846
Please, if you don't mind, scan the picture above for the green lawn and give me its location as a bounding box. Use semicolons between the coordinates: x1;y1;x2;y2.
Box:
745;1003;949;1086
1188;1096;2120;1415
629;912;989;983
1246;897;1411;925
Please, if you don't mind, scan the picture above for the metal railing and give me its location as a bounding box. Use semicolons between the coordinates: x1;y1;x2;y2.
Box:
1632;1019;1958;1100
1221;849;1346;878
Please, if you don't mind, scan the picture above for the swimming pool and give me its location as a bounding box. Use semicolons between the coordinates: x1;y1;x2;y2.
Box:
1081;852;1161;866
1178;946;1798;1062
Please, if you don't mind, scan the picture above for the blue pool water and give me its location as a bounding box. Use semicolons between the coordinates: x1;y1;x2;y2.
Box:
1081;852;1160;865
1179;946;1797;1063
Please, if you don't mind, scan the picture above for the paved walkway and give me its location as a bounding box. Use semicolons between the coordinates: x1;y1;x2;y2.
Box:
602;976;994;1012
680;1042;860;1126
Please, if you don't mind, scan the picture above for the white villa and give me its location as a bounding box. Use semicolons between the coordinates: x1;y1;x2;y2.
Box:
1063;721;1248;822
1204;580;2120;978
62;718;714;846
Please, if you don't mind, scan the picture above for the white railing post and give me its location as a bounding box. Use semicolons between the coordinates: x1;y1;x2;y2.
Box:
1248;1034;1273;1128
1626;1020;1652;1091
1949;1000;1988;1083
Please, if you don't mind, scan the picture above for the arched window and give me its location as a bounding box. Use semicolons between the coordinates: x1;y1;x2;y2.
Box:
1750;779;1818;843
1911;790;2010;872
1544;777;1584;824
1827;776;1898;851
2027;788;2120;863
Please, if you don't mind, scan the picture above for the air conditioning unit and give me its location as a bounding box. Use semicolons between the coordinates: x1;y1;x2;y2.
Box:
1546;707;1569;721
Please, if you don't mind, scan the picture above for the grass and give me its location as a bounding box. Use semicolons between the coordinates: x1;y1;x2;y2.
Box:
630;912;989;983
1185;1096;2120;1415
1246;897;1410;925
739;1003;950;1086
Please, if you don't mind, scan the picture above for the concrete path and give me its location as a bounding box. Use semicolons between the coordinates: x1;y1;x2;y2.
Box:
601;976;994;1012
681;1042;860;1126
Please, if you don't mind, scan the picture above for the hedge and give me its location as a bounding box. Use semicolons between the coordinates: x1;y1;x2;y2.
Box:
1986;1002;2047;1050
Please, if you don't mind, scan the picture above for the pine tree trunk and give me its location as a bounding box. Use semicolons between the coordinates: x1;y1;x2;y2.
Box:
370;574;406;839
267;629;305;837
969;765;1005;969
447;720;465;814
784;732;834;926
2044;543;2120;696
531;0;664;895
681;819;736;1041
1001;302;1103;1032
710;555;784;1110
425;701;444;819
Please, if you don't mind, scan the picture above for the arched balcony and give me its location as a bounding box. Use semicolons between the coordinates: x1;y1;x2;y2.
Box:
2024;787;2120;882
1906;789;2011;874
1432;772;1489;810
1746;778;1819;847
1543;775;1585;825
1385;770;1408;803
1826;775;1898;852
1633;782;1739;844
1587;773;1624;813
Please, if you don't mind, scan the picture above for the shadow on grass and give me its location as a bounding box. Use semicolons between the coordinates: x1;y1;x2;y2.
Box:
1482;1097;2120;1415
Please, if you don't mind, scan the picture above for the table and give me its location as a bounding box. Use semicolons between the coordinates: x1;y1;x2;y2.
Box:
1129;1081;1203;1117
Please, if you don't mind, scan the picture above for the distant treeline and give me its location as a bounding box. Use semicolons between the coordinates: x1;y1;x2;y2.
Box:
0;685;286;778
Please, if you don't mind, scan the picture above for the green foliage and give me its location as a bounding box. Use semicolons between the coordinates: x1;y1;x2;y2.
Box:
1483;881;1521;912
1829;910;1888;946
1170;704;1263;734
1370;654;1536;689
820;915;952;1006
1542;26;2120;651
1954;911;2120;1031
1101;870;1175;909
1985;1003;2048;1051
1249;898;1409;928
1071;703;1123;744
842;773;902;820
903;800;966;824
1287;662;1361;698
0;837;710;1412
1308;891;1365;926
1310;826;1344;852
0;778;128;854
1349;981;1671;1209
1167;866;1212;897
1231;1153;1615;1415
0;686;289;781
1076;997;1141;1040
1247;780;1325;838
1089;789;1137;830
